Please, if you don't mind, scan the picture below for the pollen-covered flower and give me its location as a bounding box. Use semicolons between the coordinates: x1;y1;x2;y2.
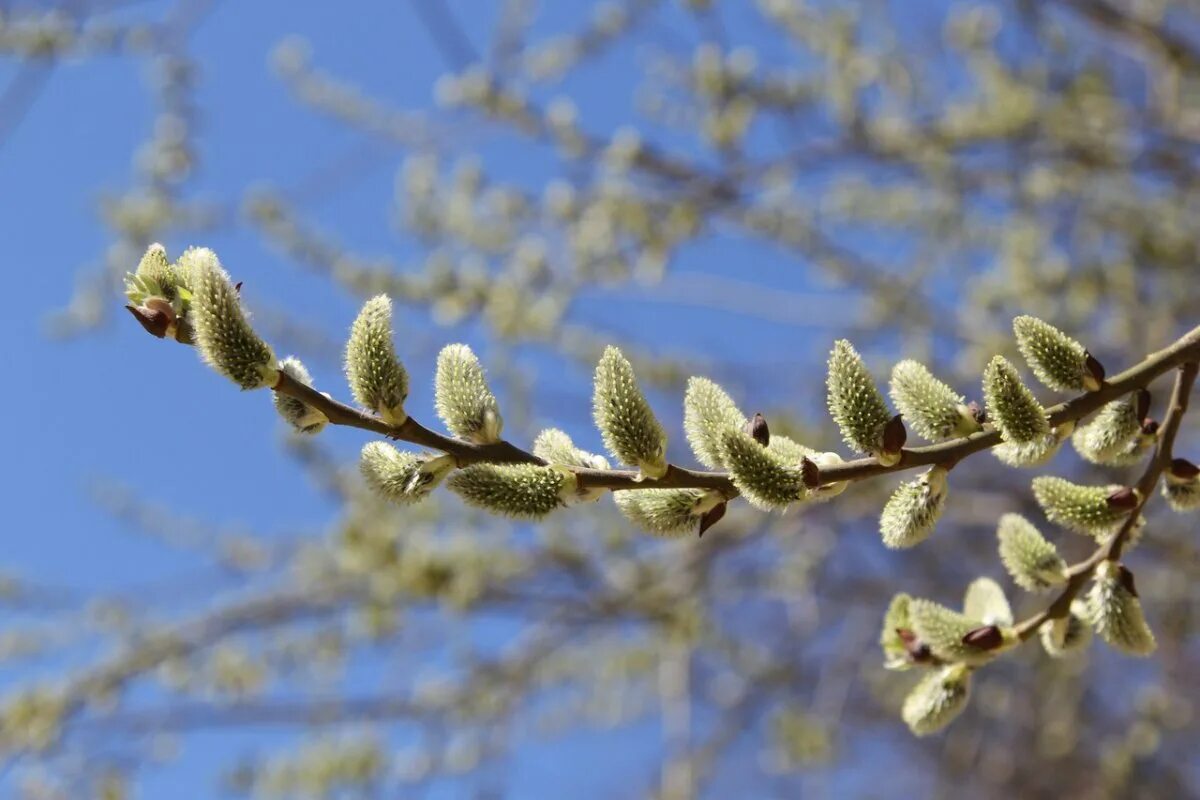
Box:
273;357;328;434
592;346;668;479
360;442;455;505
1162;458;1200;512
901;663;972;737
826;340;898;464
1084;560;1156;656
1071;393;1143;465
435;344;503;443
1039;600;1093;658
613;488;724;537
982;356;1048;445
996;513;1067;591
447;463;574;519
720;429;808;511
888;360;980;441
189;249;277;390
345;295;409;425
1012;315;1102;392
1032;476;1132;537
683;377;746;468
879;466;948;549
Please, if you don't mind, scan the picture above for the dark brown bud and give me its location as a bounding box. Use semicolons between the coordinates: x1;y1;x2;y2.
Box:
1140;419;1159;436
744;413;770;447
1116;564;1138;597
1106;487;1139;511
800;457;821;490
1169;458;1199;480
882;414;907;456
234;281;244;294
697;501;726;538
1134;388;1151;422
961;625;1005;651
1083;351;1106;391
125;304;171;338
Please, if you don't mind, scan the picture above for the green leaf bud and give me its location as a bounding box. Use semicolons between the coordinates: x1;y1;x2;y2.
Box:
592;346;668;478
982;356;1049;445
1039;600;1093;658
720;429;807;511
345;295;409;425
888;360;981;441
360;442;455;505
447;463;574;519
826;340;895;463
189;249;277;390
1032;476;1130;537
613;488;724;537
683;377;746;468
1072;394;1143;465
902;663;972;737
1162;459;1200;512
273;357;328;434
434;344;502;443
908;599;996;666
1013;315;1102;392
879;466;948;549
996;513;1067;591
1084;561;1156;656
962;577;1012;627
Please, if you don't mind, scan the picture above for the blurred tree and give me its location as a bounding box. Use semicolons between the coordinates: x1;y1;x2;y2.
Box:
3;1;1200;798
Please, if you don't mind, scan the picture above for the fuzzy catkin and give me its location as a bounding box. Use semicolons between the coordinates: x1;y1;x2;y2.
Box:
996;513;1067;591
901;664;972;737
889;360;979;441
826;340;892;458
435;344;503;443
1084;561;1156;656
448;463;573;519
273;357;328;434
1032;476;1127;537
592;346;668;478
683;377;746;468
982;356;1048;444
345;295;409;425
1013;315;1093;392
189;249;277;390
613;489;721;537
720;429;807;511
879;467;948;549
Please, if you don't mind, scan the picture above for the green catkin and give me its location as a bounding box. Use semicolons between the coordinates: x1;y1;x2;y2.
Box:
189;249;277;390
683;377;746;468
888;360;980;441
1032;476;1128;537
901;663;972;736
273;357;328;434
908;599;997;666
532;428;610;470
962;578;1012;627
879;467;948;549
1084;561;1156;656
613;489;723;537
447;463;574;519
982;356;1049;444
826;340;893;461
1013;315;1095;392
360;442;455;505
592;346;668;478
996;513;1068;591
720;429;808;511
434;344;503;443
1072;396;1141;465
345;295;409;425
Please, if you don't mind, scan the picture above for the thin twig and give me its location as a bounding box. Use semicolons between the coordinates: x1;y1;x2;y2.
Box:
271;323;1200;496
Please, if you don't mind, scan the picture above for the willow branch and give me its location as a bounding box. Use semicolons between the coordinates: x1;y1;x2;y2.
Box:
1014;359;1199;641
272;323;1200;496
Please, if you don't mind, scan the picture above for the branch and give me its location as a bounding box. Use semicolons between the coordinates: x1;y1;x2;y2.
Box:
1014;359;1199;640
272;323;1200;495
